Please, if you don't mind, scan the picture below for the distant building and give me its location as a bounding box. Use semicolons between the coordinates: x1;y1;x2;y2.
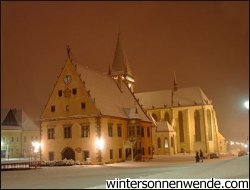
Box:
136;86;227;155
40;34;153;164
1;108;40;159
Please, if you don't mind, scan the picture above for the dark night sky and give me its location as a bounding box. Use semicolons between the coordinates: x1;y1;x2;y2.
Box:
1;2;249;141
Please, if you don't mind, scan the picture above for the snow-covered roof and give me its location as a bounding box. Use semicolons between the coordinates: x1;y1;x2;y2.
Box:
77;66;150;122
1;108;39;131
155;121;175;132
110;32;134;77
135;87;211;109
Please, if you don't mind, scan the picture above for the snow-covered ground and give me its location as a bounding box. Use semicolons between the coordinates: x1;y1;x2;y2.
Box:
1;155;248;189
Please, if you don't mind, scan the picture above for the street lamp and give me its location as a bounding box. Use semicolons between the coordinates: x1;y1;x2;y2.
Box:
32;141;41;168
244;100;249;110
95;137;104;150
95;137;104;163
1;141;9;160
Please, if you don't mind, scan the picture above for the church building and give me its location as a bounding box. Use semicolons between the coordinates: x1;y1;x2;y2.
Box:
136;77;227;155
40;34;153;164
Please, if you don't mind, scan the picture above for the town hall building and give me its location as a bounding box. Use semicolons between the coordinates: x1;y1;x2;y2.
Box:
40;34;153;164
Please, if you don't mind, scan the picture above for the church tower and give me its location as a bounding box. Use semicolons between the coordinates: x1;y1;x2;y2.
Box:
109;31;135;92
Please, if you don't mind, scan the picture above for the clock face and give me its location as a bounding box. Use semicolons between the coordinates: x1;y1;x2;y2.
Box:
64;75;72;84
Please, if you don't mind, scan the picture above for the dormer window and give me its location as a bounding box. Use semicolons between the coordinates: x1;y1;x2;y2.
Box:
58;90;62;97
73;88;77;95
81;102;86;109
51;105;55;112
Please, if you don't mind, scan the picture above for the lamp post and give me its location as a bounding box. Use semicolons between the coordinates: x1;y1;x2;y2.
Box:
1;141;9;160
32;141;41;168
95;137;104;163
244;100;249;110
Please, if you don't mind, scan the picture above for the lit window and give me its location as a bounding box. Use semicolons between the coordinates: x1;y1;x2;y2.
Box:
48;128;55;139
66;105;69;112
81;124;90;138
64;125;72;138
164;138;169;148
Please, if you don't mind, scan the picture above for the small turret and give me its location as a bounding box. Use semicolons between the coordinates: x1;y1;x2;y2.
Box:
109;29;135;92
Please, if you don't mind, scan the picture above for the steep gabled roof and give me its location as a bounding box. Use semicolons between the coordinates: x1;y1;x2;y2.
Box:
135;87;211;109
1;108;39;131
2;109;19;126
110;32;134;77
77;65;150;122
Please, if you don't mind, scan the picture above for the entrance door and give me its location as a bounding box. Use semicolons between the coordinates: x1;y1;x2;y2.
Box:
1;150;6;158
61;147;75;160
125;148;131;160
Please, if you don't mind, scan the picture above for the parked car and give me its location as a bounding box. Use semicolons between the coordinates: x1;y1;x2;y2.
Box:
208;153;219;159
238;150;247;157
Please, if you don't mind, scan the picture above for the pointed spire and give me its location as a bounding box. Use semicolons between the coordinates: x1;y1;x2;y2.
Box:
110;27;134;78
171;71;178;107
173;71;178;91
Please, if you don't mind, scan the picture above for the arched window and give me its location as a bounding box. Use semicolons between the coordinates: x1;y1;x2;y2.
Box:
157;138;161;148
171;136;174;147
164;112;170;123
207;110;212;141
194;110;201;141
164;138;169;148
178;111;184;142
152;113;158;121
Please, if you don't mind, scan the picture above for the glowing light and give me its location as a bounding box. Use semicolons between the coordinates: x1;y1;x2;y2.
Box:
126;76;135;82
230;141;235;145
32;141;41;153
244;100;249;110
244;144;248;148
95;138;104;150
